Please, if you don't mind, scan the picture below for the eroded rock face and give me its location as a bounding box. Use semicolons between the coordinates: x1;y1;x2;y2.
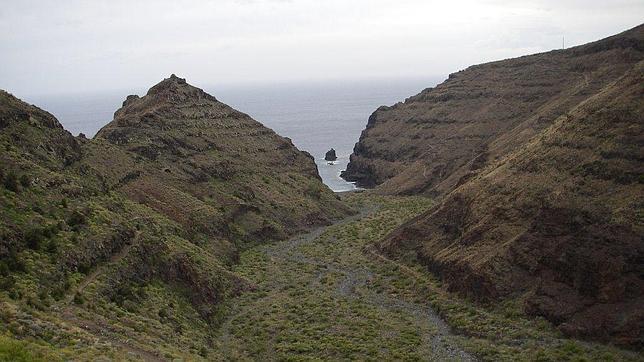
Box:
379;59;644;347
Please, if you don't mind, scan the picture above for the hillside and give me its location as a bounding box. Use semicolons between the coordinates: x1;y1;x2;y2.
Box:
343;25;644;196
0;77;350;360
347;26;644;347
92;74;350;244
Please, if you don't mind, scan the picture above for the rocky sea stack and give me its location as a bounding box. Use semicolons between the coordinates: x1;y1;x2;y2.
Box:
324;148;337;161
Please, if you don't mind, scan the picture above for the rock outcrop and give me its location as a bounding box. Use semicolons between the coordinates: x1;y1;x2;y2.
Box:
352;25;644;347
325;148;337;161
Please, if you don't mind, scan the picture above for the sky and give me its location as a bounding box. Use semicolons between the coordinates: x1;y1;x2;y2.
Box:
1;0;643;97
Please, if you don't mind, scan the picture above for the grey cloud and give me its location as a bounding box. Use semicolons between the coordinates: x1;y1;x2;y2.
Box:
1;0;642;97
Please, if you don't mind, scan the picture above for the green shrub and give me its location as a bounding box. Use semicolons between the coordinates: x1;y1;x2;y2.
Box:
77;263;91;274
67;209;87;229
24;228;45;250
0;275;15;291
45;240;58;254
0;335;41;362
3;249;26;273
41;224;59;239
0;263;8;277
18;174;30;188
3;172;18;192
305;182;322;199
73;293;85;305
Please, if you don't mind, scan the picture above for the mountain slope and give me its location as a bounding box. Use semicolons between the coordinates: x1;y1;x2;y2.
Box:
343;25;644;196
368;30;644;347
93;74;350;244
0;77;351;360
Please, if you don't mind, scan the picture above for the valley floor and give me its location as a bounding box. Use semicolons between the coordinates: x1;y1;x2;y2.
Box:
209;193;641;361
1;193;641;361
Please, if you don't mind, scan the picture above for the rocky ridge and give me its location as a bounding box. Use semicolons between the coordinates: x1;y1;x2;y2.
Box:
347;25;644;347
343;25;644;196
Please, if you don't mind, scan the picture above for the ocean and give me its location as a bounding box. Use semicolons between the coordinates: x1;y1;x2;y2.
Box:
26;77;440;192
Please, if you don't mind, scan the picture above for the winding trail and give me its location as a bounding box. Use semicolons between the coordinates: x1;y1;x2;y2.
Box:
63;232;140;306
57;230;166;362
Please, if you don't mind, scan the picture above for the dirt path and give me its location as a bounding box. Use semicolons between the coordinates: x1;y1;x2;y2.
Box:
215;199;476;360
56;231;167;362
62;232;140;306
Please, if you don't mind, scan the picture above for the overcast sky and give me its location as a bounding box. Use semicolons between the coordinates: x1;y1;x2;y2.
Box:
1;0;642;96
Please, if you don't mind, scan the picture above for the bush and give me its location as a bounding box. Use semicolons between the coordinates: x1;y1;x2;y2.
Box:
18;174;30;188
0;275;14;291
3;249;26;273
67;210;87;229
24;228;45;250
73;293;85;305
3;172;18;192
77;263;91;274
41;224;59;239
45;240;58;254
305;182;322;199
0;335;42;362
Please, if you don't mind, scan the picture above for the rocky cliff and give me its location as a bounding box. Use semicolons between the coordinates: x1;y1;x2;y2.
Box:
353;26;644;347
0;76;351;359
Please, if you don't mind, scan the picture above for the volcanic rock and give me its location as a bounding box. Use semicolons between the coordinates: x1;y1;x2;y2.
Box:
325;148;337;161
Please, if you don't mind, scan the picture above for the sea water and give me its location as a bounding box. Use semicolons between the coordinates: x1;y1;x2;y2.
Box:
26;77;440;192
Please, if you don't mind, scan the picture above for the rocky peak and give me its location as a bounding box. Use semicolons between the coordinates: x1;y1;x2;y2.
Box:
111;75;219;121
121;94;139;108
145;74;217;103
0;90;64;130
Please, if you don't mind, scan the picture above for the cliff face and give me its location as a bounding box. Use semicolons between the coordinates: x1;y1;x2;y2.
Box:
363;27;644;347
343;25;644;196
0;77;351;359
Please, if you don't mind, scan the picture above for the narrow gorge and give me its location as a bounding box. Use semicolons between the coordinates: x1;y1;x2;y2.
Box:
0;25;642;361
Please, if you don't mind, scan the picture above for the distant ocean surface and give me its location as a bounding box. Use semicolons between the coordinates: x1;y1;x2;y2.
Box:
26;78;441;192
